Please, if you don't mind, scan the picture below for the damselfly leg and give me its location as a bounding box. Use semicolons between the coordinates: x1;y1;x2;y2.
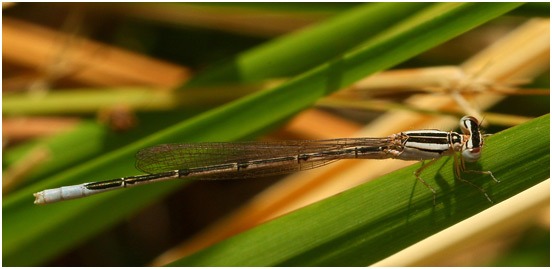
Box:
453;154;494;203
460;156;500;183
414;159;439;205
413;155;497;205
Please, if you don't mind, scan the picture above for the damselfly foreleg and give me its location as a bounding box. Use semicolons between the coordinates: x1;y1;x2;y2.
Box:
460;156;500;183
453;154;493;203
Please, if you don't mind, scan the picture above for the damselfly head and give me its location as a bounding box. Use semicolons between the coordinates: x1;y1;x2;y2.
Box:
460;116;484;162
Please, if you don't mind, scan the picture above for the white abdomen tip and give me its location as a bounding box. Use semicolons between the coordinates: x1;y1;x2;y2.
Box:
33;183;90;205
33;191;48;205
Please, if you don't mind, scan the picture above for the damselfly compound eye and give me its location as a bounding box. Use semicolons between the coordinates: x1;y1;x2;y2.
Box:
462;147;481;162
460;116;479;134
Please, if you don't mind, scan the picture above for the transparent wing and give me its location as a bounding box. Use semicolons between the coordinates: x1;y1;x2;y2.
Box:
135;138;388;179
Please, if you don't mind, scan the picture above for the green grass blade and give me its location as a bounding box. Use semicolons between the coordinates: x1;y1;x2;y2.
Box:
170;114;550;266
185;2;431;85
2;2;522;266
2;85;262;115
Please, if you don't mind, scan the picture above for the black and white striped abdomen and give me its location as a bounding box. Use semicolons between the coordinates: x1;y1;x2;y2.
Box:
398;130;454;161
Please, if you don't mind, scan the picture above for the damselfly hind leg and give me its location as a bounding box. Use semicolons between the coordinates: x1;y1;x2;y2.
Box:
453;154;494;203
414;159;440;206
460;157;500;183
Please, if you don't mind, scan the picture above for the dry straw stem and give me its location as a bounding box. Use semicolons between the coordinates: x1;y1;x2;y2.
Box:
317;97;535;127
319;65;547;127
2;146;51;194
269;109;363;140
151;18;549;266
103;3;329;37
2;2;16;9
2;117;81;140
332;65;549;96
2;17;191;88
2;16;193;142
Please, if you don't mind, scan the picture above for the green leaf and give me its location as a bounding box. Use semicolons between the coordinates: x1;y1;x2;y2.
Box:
170;114;550;266
2;2;522;266
185;2;431;85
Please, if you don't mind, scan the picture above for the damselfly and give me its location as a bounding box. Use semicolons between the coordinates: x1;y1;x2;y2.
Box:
34;116;499;205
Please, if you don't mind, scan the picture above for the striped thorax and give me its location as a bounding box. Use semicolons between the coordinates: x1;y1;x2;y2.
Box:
387;116;484;162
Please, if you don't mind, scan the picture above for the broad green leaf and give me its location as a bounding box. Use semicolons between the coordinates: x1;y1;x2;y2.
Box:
170;114;550;266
